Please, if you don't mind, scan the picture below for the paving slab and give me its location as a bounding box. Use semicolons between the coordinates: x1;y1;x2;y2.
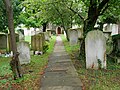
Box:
40;36;82;90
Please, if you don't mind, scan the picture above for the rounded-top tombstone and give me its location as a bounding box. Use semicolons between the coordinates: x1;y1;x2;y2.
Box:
85;30;106;69
69;29;78;46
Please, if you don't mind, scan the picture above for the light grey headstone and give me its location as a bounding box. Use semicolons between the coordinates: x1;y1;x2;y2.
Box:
103;32;111;39
17;41;30;65
44;32;50;41
111;24;118;35
69;29;78;45
85;30;106;69
103;24;112;32
117;58;120;63
18;31;24;41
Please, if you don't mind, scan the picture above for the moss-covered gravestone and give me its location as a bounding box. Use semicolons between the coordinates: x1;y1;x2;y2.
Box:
0;34;7;49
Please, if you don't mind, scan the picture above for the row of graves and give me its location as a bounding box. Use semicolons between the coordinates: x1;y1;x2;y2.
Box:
68;23;120;69
0;30;52;65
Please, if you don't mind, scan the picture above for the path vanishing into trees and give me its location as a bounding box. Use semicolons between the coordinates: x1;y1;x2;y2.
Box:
40;35;83;90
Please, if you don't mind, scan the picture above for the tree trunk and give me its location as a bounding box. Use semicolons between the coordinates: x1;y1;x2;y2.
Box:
64;29;69;41
79;14;98;59
62;25;69;41
3;0;22;79
42;22;47;32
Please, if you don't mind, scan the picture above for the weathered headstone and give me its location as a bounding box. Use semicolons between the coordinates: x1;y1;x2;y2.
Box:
18;29;24;41
77;28;83;39
103;32;111;39
103;24;112;32
69;29;78;45
111;24;119;35
31;33;45;52
44;32;50;41
85;30;106;69
47;30;52;37
17;41;30;65
0;34;7;49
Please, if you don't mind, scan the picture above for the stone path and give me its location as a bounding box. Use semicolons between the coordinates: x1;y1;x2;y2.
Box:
40;36;83;90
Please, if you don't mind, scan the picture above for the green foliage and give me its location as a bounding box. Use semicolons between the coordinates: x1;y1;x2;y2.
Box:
0;0;8;33
43;41;49;53
112;34;120;40
61;35;79;54
97;59;102;69
25;36;31;43
106;37;113;55
0;0;23;33
112;34;120;57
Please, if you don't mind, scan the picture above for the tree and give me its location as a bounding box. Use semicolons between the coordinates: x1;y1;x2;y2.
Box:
39;0;76;40
3;0;22;79
0;0;8;33
60;0;120;57
0;0;23;33
19;0;48;32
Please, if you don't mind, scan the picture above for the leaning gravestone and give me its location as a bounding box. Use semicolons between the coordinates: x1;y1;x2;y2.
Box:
85;30;106;69
17;41;30;65
69;29;78;45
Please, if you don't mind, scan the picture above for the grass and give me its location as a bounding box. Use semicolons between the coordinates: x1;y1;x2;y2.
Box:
25;35;31;43
60;35;80;54
61;35;120;90
0;35;56;89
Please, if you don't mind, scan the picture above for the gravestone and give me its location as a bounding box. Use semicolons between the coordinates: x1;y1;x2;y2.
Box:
47;30;52;37
69;29;78;45
18;29;24;41
103;32;111;39
44;32;50;41
17;41;30;65
85;30;106;69
31;33;45;52
111;24;118;35
0;34;7;49
77;28;83;39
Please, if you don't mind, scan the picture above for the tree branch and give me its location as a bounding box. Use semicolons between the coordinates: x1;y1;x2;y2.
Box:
98;0;110;13
52;4;65;28
53;4;62;17
67;6;84;21
99;3;110;16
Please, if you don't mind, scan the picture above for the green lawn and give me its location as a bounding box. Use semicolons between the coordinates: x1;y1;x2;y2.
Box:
61;35;120;90
25;35;31;43
0;35;56;89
